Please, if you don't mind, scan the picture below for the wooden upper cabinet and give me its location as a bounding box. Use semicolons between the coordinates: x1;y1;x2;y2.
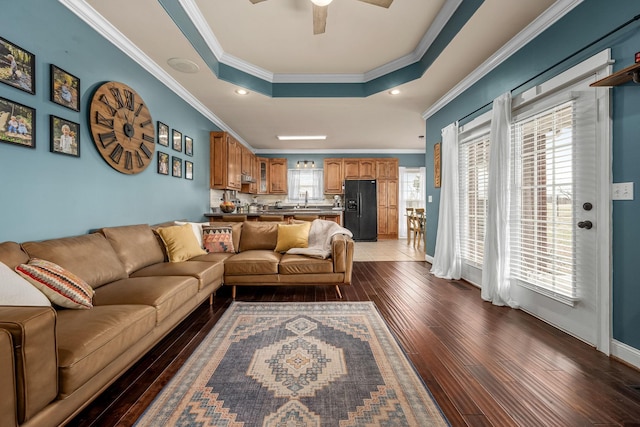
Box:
359;159;376;179
257;157;269;194
376;158;399;180
344;158;376;179
241;146;253;177
210;131;241;191
269;158;288;194
323;158;343;194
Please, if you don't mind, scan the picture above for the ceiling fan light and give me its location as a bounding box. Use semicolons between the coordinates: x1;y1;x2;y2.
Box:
311;0;333;6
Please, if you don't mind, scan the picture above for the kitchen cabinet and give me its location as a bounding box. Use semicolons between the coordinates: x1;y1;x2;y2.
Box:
210;131;241;190
269;158;288;194
240;147;257;194
257;157;269;194
323;158;343;194
376;158;398;180
344;159;375;179
241;145;253;177
377;179;398;239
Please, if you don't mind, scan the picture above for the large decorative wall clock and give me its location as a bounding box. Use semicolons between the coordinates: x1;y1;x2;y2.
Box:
89;81;155;174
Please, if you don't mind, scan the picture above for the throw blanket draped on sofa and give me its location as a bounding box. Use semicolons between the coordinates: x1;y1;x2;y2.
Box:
287;219;353;259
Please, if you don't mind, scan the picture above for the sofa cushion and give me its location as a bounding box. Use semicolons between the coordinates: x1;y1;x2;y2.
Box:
174;221;210;248
202;225;235;253
275;222;311;253
224;250;281;275
21;233;127;289
0;241;29;269
0;261;50;307
279;254;334;275
56;304;156;397
92;276;199;324
131;260;224;291
15;259;93;309
155;224;207;262
98;224;165;276
238;222;278;252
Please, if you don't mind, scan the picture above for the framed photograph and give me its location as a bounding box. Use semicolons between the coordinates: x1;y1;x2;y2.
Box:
185;135;193;156
172;156;182;178
157;151;169;175
50;65;80;111
172;129;182;152
434;142;441;188
0;37;35;94
185;160;193;180
50;115;79;157
0;97;35;148
157;121;169;146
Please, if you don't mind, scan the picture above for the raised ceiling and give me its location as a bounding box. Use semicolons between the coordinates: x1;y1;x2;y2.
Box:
68;0;562;153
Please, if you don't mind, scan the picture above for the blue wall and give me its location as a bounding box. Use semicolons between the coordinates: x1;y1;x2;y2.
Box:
0;0;221;242
425;0;640;349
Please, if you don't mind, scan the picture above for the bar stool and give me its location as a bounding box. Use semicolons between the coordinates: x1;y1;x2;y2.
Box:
293;215;319;221
222;215;247;222
259;215;284;222
406;207;414;245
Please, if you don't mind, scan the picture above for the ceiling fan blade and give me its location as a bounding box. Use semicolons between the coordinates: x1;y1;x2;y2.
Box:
312;4;328;35
249;0;268;3
357;0;393;8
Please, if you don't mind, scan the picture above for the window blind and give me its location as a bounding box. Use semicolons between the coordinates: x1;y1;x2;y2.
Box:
459;132;490;267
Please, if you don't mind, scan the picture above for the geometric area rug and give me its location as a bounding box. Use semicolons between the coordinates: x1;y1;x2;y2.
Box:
135;302;450;426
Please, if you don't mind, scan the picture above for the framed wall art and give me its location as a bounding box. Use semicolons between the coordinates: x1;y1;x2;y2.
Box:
434;142;441;188
0;97;35;148
50;115;79;157
185;135;193;156
172;156;182;178
185;160;193;180
157;121;169;146
172;129;182;152
50;65;80;111
157;151;169;175
0;37;35;94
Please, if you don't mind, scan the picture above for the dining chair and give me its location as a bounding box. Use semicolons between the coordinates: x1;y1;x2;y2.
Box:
413;208;425;250
406;208;414;245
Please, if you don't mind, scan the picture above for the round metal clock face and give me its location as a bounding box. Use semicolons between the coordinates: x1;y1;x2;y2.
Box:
89;81;155;174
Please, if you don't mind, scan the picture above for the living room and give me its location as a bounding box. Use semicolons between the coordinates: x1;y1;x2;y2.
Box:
1;0;640;425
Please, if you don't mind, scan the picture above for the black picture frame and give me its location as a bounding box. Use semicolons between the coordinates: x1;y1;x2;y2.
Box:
0;37;35;94
185;135;193;156
157;151;169;175
0;97;35;148
157;121;169;146
185;160;193;180
172;129;182;152
50;115;80;157
50;65;80;112
172;156;182;178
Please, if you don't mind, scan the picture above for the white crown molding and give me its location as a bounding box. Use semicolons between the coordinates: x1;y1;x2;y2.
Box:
255;148;425;154
179;0;461;84
422;0;584;120
58;0;252;150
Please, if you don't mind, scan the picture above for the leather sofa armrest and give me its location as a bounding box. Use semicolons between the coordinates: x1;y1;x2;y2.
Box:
331;235;354;284
0;306;58;424
0;328;18;427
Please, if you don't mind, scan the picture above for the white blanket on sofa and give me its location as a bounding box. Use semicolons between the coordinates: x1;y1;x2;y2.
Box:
287;219;353;259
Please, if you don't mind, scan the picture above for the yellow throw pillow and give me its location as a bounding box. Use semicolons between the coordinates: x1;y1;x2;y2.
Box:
275;222;311;253
156;224;207;262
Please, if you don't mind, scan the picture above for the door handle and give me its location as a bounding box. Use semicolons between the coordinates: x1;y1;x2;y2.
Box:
578;220;593;230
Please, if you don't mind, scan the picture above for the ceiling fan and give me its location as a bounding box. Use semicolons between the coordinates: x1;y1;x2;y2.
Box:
249;0;393;35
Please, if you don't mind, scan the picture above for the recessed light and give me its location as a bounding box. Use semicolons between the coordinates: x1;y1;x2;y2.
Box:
277;135;327;141
389;89;401;95
167;58;199;74
235;88;249;95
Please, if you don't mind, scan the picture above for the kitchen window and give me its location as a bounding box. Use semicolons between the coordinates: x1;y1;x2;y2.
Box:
288;169;324;203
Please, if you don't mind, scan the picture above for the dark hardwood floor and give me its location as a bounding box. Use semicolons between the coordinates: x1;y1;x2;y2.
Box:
68;261;640;426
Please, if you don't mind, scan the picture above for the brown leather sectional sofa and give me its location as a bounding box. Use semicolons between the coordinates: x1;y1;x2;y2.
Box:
0;221;354;427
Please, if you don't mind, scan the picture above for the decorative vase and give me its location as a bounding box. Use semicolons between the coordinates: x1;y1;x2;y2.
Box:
220;191;236;213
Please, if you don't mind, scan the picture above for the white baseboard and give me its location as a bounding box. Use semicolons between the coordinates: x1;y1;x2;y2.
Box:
425;254;434;263
611;340;640;370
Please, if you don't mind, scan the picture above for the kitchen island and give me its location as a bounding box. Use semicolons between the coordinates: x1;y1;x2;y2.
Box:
206;208;343;225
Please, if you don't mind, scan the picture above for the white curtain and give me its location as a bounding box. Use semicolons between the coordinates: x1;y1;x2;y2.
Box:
431;123;461;280
481;92;518;307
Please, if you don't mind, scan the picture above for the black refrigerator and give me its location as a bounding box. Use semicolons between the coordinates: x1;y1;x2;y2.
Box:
344;180;377;241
